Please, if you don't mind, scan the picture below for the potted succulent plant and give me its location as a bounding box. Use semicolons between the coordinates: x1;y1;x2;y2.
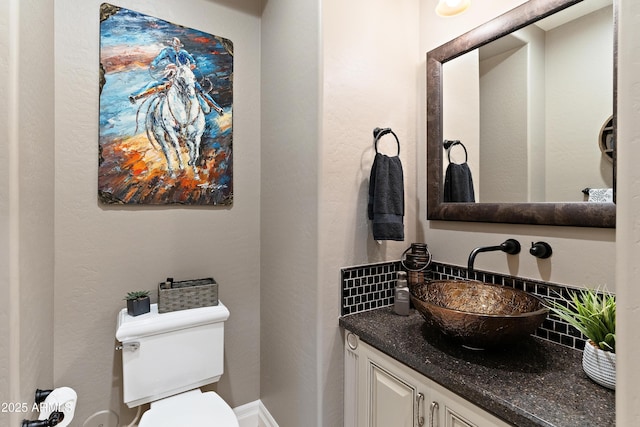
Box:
547;287;615;389
125;290;151;316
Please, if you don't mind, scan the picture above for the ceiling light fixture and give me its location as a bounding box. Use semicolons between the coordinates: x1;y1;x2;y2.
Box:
435;0;471;17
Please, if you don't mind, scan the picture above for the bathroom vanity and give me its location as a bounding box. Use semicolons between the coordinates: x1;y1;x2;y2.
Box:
340;307;615;427
344;333;511;427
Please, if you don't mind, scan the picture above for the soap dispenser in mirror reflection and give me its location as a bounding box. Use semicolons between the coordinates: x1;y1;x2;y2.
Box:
394;271;410;316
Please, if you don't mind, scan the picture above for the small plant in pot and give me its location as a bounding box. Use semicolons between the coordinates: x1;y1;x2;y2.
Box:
125;290;151;316
547;287;615;389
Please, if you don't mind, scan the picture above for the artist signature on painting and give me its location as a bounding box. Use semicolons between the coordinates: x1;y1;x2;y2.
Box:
197;183;228;192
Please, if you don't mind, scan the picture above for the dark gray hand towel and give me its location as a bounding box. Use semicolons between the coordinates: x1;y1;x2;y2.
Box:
444;162;475;202
368;153;404;241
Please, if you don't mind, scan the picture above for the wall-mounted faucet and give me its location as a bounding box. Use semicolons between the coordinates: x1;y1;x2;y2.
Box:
467;239;521;279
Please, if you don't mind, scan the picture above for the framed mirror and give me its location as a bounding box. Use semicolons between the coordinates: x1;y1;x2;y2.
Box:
427;0;616;227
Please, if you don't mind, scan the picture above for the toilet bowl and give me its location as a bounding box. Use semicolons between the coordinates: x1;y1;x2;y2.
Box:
138;389;238;427
116;302;238;426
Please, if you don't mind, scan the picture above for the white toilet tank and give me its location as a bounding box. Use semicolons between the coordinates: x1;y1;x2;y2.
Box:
116;302;230;407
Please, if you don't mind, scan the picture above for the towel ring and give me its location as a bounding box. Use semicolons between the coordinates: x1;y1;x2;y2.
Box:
373;127;400;156
444;140;468;164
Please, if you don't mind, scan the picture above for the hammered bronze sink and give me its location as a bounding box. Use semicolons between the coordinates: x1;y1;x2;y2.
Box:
410;280;549;349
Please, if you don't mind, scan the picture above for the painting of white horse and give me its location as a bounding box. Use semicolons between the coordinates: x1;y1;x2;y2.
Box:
146;64;207;178
98;4;233;205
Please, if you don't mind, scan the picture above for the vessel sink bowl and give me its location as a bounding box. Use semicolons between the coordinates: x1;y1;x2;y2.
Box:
410;280;549;349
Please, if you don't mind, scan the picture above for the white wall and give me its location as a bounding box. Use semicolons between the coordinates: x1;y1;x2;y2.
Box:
480;45;528;202
55;0;261;424
321;1;420;425
321;0;420;264
546;6;613;201
615;0;640;423
0;0;55;425
260;0;321;424
443;52;481;195
0;2;11;424
260;0;420;425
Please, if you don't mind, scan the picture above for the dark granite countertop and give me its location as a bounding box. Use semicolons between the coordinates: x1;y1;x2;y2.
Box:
339;307;615;427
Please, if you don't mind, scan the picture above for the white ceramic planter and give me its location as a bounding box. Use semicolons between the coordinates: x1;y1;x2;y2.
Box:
582;340;616;389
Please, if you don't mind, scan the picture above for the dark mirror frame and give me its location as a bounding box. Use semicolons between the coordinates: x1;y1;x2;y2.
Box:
427;0;616;227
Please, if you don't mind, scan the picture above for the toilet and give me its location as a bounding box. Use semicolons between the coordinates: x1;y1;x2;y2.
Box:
116;301;239;427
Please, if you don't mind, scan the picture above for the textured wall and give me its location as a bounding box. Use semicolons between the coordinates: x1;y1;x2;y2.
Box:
480;45;528;202
54;0;261;424
545;6;613;201
616;0;640;423
16;0;56;421
0;0;55;425
260;0;420;425
259;0;320;424
0;2;11;424
443;52;481;195
320;0;420;425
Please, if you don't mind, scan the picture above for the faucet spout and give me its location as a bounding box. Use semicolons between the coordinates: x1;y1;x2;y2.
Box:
467;239;521;279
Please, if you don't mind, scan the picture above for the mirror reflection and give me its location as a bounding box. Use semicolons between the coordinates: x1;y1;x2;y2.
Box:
442;0;613;204
426;0;616;227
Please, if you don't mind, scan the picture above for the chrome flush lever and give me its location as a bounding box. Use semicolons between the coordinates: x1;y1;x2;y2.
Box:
115;342;140;352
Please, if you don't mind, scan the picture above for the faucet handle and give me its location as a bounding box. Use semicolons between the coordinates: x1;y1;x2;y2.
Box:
500;239;521;255
530;241;552;259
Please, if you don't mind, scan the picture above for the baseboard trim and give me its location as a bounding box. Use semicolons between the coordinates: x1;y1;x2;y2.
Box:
234;399;279;427
257;400;279;427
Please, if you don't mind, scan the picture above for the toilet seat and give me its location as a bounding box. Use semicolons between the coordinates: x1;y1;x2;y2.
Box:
138;389;239;427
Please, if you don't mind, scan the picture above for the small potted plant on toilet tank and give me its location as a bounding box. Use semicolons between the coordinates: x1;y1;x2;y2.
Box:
125;290;151;316
547;287;615;389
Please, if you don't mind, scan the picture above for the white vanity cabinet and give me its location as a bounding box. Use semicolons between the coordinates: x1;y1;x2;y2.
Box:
344;331;512;427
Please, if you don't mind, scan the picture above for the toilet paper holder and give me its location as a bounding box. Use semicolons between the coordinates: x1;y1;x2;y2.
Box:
35;389;52;405
22;411;64;427
21;387;77;427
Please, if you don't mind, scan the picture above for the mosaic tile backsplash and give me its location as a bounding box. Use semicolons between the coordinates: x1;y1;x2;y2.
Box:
341;261;401;316
341;261;609;351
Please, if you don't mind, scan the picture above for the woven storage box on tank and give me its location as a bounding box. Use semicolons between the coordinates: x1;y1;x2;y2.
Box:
158;277;218;313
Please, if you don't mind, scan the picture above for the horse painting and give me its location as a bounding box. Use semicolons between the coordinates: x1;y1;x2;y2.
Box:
98;3;234;205
144;64;207;179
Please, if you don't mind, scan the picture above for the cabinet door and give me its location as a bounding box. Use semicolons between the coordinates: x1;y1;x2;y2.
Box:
344;334;510;427
368;361;416;427
357;339;423;427
429;380;511;427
